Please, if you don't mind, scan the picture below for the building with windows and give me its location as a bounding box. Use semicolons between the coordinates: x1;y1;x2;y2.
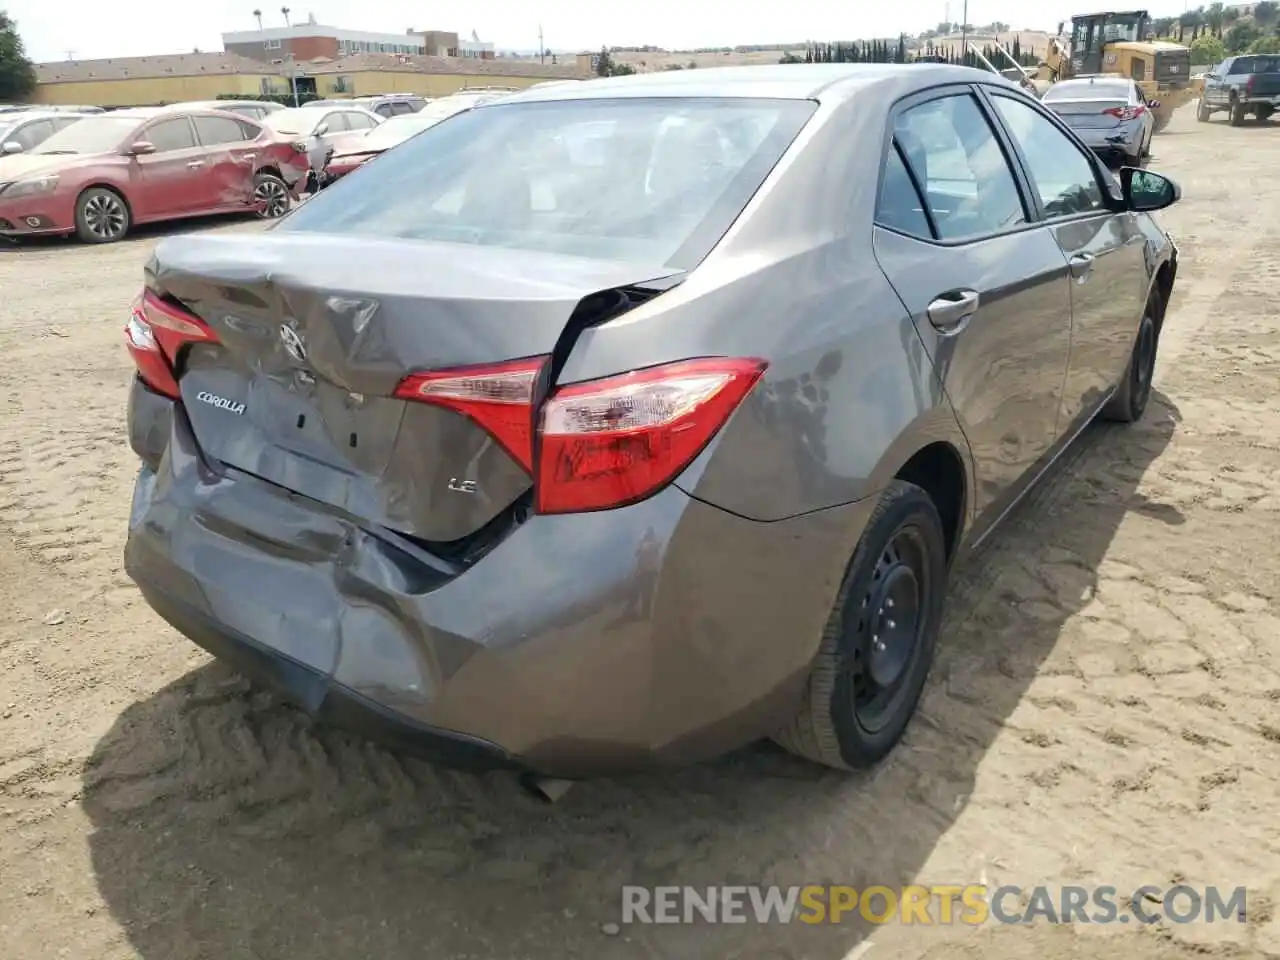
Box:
27;50;583;108
221;24;496;63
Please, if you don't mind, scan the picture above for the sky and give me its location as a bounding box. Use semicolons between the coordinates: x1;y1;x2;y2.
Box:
7;0;1198;63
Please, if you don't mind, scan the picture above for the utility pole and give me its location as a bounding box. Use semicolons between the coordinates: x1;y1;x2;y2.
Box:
961;0;968;61
538;24;545;63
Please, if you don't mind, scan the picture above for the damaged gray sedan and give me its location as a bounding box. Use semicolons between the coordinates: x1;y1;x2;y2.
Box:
123;64;1180;781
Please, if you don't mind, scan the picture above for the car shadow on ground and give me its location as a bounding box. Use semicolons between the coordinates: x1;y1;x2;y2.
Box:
80;392;1181;960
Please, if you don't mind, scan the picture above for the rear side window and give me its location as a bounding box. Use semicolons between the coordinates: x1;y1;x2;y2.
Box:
876;144;931;238
278;97;816;269
145;118;197;152
890;94;1027;241
323;112;349;132
194;115;251;145
390;101;414;116
347;111;378;129
237;119;264;140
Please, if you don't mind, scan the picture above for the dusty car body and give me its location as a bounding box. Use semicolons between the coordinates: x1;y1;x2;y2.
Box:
0;111;91;155
122;65;1180;779
0;106;307;242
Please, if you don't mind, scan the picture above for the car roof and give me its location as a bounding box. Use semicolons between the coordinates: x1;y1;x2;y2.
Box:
174;99;281;109
495;63;1011;106
0;110;85;121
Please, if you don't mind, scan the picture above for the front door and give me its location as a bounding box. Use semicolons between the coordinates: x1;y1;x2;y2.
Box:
872;88;1075;529
133;116;209;217
986;91;1149;434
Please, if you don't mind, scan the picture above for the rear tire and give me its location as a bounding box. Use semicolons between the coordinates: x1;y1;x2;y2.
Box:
73;187;130;244
1102;291;1161;424
1196;98;1210;122
774;480;947;770
1230;97;1246;126
253;171;291;220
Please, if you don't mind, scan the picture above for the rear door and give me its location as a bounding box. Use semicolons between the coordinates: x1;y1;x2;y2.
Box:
985;88;1148;436
872;86;1074;529
192;113;261;207
133;116;207;217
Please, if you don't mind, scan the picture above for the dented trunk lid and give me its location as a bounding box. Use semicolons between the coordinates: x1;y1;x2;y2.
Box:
146;232;678;544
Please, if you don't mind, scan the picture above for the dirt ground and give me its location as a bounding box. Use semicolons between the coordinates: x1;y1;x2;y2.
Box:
1;105;1278;960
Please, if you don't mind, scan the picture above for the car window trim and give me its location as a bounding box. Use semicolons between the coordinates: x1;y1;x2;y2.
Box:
873;83;1039;248
976;85;1124;224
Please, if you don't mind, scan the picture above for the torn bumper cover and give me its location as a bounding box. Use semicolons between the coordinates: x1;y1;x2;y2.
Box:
123;380;870;778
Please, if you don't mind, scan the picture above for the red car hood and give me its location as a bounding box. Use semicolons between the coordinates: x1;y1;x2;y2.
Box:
0;152;90;181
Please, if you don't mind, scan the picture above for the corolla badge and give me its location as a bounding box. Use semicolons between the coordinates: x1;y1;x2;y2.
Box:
280;323;307;364
196;391;246;415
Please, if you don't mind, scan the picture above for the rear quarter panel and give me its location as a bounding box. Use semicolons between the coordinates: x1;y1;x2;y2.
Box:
557;88;974;523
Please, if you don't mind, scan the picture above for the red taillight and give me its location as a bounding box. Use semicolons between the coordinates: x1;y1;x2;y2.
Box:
124;289;218;399
1103;105;1146;121
535;357;766;514
394;356;767;515
1246;74;1257;93
393;356;547;472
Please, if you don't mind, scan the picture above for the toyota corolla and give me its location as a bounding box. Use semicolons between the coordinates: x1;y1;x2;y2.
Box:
123;65;1180;780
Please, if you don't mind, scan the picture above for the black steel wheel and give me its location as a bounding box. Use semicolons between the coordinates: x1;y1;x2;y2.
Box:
74;187;130;244
1102;291;1161;424
775;480;948;770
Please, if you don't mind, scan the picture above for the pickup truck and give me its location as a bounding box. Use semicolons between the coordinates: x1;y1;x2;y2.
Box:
1197;54;1280;125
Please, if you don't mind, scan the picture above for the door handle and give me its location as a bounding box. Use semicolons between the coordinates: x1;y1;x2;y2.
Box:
926;290;980;334
186;161;205;168
1068;253;1095;280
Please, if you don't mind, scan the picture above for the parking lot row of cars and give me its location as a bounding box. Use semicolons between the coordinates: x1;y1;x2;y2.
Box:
0;88;528;244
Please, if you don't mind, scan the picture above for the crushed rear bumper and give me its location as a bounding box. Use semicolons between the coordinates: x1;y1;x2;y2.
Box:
123;380;872;777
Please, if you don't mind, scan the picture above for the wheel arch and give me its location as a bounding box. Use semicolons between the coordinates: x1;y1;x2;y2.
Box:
865;408;975;560
77;182;133;218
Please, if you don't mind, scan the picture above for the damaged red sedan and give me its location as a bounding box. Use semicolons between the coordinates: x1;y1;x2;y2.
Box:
0;106;309;243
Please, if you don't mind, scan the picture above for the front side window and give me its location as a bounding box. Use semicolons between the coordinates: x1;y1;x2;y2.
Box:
891;93;1027;241
144;118;197;152
990;94;1104;218
277;97;815;268
13;119;54;149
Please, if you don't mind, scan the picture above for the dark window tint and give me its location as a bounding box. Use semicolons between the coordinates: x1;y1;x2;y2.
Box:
53;116;82;131
237;118;263;140
389;101;414;115
13;119;54;149
375;103;394;117
893;94;1027;241
278;97;816;269
145;117;197;152
876;143;931;238
990;95;1105;218
194;115;250;145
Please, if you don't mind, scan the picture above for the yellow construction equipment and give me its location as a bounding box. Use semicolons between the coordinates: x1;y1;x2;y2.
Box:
1037;10;1201;131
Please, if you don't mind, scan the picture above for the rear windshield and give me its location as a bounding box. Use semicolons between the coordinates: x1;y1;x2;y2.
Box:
277;97;815;269
30;116;140;154
1044;80;1130;100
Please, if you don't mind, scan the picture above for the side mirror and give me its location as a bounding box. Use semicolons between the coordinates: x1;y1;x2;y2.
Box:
128;140;156;156
1121;167;1179;212
1149;99;1162;109
314;123;329;137
1;140;23;154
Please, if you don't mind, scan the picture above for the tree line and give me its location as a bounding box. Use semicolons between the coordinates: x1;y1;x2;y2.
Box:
1150;2;1280;58
777;35;1038;69
0;10;36;102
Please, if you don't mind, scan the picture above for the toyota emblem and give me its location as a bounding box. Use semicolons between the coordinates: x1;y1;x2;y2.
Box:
280;324;307;364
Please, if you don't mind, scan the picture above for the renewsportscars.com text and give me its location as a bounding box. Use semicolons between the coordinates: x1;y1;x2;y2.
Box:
620;884;1248;926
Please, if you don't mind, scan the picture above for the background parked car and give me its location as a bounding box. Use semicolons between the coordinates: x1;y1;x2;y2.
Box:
0;106;307;243
0;103;103;115
1041;76;1154;164
0;111;89;155
325;96;483;178
172;100;286;122
321;94;431;118
262;105;384;160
